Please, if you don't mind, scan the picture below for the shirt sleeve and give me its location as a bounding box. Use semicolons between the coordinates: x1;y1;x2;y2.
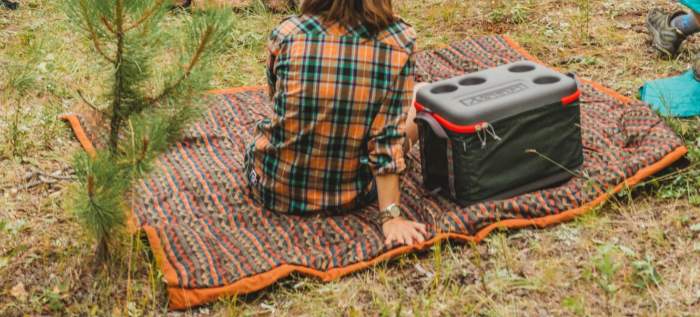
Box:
266;28;284;99
367;55;415;176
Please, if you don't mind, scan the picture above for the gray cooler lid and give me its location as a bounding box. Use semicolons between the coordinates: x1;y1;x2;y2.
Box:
415;61;579;127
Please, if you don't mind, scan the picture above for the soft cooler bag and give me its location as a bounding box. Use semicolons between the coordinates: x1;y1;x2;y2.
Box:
414;61;584;206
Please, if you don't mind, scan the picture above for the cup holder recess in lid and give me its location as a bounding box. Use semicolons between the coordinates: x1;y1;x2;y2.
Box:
508;64;536;73
430;84;459;94
459;77;487;86
533;76;561;84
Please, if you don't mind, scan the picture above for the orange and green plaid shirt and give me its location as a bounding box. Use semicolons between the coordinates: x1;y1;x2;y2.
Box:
246;14;416;214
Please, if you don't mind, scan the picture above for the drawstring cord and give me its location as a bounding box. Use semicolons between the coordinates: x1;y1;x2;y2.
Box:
476;127;487;148
476;123;501;149
486;123;502;142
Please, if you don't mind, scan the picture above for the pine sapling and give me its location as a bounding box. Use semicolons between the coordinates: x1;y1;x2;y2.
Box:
64;0;232;266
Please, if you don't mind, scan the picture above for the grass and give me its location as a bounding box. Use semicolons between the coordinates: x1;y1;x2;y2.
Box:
2;0;700;315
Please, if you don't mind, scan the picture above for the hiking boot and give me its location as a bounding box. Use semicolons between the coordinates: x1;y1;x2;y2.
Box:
0;0;19;10
646;9;688;58
694;53;700;81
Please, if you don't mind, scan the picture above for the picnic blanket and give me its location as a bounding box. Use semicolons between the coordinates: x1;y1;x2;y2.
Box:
62;35;687;310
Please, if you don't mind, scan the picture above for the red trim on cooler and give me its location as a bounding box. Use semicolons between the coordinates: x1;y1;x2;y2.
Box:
414;101;426;113
414;101;487;134
561;90;581;106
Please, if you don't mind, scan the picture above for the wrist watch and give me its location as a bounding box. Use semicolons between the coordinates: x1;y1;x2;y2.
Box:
379;203;402;224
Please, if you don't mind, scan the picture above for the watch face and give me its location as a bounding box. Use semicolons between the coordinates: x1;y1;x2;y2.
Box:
389;205;401;217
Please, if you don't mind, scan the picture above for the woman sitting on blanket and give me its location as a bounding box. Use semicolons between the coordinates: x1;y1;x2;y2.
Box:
245;0;428;245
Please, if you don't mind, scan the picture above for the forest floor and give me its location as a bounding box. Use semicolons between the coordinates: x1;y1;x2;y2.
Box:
2;0;700;316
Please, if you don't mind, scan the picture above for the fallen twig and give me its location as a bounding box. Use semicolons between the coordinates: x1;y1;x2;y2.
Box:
1;167;76;194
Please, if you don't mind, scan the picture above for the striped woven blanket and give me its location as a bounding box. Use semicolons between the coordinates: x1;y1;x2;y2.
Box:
63;36;687;310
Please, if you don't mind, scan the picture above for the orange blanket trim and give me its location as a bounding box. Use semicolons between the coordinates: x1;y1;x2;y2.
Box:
59;36;689;310
58;114;97;158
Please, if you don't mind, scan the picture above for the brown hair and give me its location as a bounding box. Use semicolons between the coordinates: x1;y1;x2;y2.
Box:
301;0;396;34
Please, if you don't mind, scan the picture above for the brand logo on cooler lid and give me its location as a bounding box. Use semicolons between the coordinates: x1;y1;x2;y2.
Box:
459;82;529;107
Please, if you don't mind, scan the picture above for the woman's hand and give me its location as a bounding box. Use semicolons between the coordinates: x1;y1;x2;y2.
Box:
382;217;428;246
374;175;427;246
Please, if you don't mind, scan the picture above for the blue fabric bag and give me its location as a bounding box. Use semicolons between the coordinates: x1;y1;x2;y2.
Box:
640;70;700;117
681;0;700;13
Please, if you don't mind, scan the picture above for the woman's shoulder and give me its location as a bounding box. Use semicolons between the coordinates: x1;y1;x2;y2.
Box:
375;18;417;53
270;15;323;42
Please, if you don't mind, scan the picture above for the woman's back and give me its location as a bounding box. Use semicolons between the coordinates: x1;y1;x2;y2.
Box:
246;14;416;214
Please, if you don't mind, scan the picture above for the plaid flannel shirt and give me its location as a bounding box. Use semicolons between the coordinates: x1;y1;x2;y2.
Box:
246;14;417;214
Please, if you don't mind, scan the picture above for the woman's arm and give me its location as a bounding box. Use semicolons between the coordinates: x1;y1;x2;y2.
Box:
367;49;427;246
375;174;400;210
375;174;427;246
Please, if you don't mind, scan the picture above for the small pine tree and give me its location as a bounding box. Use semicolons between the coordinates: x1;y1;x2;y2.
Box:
64;0;232;266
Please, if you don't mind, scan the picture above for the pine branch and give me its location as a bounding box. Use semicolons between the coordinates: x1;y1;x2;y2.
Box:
147;25;214;106
137;137;149;164
86;175;110;241
124;0;165;33
77;89;109;117
78;0;115;64
101;16;116;34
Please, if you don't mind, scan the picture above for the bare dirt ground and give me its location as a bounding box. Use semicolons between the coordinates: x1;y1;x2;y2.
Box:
1;0;700;316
